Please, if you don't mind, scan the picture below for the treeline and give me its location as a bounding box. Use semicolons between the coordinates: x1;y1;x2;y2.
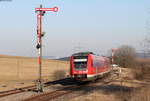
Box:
113;45;150;80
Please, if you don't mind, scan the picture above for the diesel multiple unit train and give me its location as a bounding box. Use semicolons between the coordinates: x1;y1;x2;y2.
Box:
70;52;111;80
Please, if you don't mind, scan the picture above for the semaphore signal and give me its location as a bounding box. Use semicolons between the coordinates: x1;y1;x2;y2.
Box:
35;5;58;92
35;7;58;12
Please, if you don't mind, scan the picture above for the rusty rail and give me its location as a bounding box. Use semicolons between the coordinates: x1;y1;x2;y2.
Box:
22;86;75;101
0;78;74;98
22;80;113;101
0;85;36;97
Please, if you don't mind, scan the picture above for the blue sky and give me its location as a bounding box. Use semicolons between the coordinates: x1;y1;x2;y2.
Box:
0;0;149;57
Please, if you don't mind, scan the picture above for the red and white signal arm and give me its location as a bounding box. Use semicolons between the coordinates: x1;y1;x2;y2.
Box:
35;7;58;12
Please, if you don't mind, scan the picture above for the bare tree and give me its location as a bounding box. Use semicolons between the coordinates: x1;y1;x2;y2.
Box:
114;45;136;68
138;34;150;58
144;35;150;52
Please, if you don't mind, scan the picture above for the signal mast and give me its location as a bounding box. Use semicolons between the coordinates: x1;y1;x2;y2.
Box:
111;48;117;64
35;5;58;92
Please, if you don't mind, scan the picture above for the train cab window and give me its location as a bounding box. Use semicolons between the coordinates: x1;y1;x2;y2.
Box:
74;56;87;70
74;62;87;70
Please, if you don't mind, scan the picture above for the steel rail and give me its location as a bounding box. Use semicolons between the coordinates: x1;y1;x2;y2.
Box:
22;78;114;101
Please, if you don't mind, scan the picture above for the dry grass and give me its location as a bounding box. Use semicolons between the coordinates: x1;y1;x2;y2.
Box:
70;83;150;101
131;86;150;101
116;85;150;101
133;58;150;80
136;58;150;64
0;55;69;91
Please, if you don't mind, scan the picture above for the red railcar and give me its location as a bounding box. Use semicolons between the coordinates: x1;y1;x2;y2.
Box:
70;52;111;80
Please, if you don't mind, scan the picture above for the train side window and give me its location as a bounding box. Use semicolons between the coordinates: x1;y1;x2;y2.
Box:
99;62;103;67
93;58;103;68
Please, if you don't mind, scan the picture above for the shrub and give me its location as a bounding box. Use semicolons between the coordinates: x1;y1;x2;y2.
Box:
52;70;66;80
114;45;136;68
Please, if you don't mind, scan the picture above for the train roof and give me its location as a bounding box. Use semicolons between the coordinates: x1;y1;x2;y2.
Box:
72;52;94;56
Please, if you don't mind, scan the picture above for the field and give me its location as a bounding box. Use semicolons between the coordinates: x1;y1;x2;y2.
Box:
0;55;69;91
0;55;150;101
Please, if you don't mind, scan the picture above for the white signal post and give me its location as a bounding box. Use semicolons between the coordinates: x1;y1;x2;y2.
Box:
35;5;58;92
111;48;117;64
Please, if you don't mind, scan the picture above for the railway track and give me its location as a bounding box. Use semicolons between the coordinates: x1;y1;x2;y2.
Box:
22;72;150;101
22;85;78;101
0;78;78;98
23;81;113;101
22;75;116;101
0;85;36;98
1;72;147;101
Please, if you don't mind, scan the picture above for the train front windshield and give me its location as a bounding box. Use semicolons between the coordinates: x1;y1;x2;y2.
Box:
74;56;87;70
